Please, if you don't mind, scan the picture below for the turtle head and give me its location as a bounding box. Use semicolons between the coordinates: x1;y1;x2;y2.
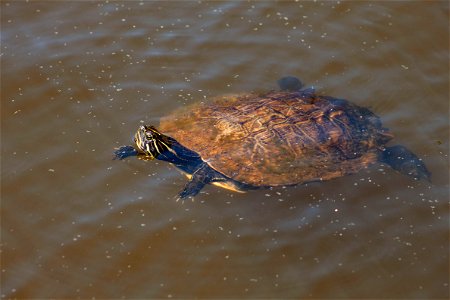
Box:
134;125;172;159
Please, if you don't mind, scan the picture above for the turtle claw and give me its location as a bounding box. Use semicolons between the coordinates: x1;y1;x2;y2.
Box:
175;194;194;204
177;187;199;202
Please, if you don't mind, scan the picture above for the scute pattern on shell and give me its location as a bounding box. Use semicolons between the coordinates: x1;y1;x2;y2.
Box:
159;90;393;186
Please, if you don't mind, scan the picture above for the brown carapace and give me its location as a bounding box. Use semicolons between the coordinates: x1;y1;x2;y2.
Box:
160;90;394;187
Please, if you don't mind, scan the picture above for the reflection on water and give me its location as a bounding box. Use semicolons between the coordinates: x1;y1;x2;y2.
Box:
1;1;448;298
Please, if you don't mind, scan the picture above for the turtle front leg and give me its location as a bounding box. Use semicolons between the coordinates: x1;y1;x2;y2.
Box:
177;162;227;200
113;145;138;160
177;177;206;200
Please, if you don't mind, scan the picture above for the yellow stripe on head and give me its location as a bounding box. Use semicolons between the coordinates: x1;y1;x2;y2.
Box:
134;125;173;158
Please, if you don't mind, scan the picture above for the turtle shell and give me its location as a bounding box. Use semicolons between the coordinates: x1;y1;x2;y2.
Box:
159;90;393;187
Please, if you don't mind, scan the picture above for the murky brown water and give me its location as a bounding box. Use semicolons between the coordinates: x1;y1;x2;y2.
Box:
1;1;449;299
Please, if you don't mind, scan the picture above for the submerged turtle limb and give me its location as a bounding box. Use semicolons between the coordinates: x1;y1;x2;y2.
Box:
177;162;229;199
277;76;303;91
381;145;431;181
114;145;138;160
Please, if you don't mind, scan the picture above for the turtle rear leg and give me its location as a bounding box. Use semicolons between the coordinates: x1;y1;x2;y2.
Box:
381;145;431;181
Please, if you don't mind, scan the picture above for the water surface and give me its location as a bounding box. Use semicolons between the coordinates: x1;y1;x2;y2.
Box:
1;1;449;298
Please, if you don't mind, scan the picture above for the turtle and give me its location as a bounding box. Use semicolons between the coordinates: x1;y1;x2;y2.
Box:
114;76;430;199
